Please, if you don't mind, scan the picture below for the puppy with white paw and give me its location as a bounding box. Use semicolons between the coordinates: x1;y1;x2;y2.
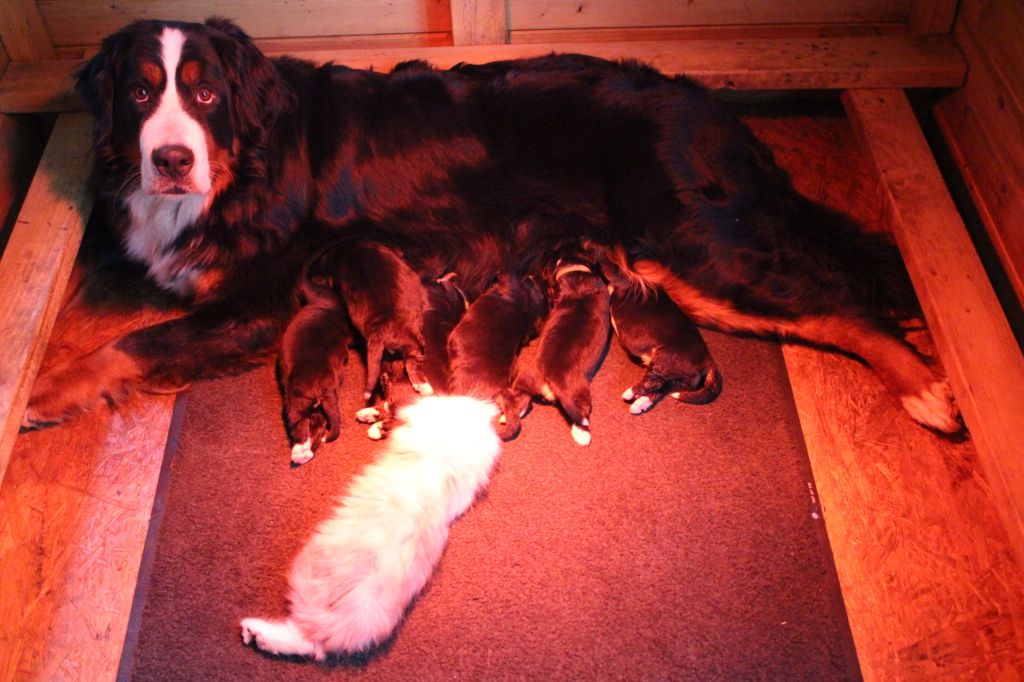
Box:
504;260;610;445
610;286;722;415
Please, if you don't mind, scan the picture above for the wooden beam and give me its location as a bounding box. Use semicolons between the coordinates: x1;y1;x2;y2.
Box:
0;34;967;114
843;88;1024;565
0;113;92;486
909;0;960;34
0;0;56;61
450;0;508;46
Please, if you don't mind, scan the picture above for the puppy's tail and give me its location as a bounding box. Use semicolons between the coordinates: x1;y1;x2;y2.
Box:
241;395;501;660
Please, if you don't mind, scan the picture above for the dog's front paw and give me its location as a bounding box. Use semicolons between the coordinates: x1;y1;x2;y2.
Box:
22;347;136;430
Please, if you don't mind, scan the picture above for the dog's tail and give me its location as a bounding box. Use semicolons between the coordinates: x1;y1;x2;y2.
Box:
241;395;501;660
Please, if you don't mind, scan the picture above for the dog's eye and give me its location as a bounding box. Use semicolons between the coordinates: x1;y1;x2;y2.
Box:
196;88;216;105
131;86;149;103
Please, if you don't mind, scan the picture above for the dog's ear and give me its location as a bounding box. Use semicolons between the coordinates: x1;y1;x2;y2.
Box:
76;23;140;154
205;17;295;154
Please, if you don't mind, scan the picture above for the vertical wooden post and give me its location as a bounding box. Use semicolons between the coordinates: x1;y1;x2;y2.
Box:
909;0;959;34
450;0;508;46
0;0;56;61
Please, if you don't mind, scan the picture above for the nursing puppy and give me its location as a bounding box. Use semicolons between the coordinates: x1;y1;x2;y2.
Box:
357;274;466;439
447;273;547;423
278;277;352;464
308;238;431;405
610;287;722;415
504;261;611;444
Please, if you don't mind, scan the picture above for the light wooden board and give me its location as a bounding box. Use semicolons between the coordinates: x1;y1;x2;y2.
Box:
0;0;55;61
506;0;910;30
0;113;92;486
450;0;507;46
38;0;453;48
750;111;1024;679
844;88;1024;566
0;34;967;114
0;281;180;681
933;0;1024;311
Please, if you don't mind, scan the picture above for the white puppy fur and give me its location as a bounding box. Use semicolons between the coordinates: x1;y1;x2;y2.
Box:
241;395;501;659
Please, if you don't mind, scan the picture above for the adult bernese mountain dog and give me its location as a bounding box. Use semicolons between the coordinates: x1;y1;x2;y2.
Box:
21;17;962;658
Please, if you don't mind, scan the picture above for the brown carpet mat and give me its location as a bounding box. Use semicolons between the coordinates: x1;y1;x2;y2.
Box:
123;330;860;680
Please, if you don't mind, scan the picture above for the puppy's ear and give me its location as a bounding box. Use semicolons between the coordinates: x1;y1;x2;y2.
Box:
205;17;295;153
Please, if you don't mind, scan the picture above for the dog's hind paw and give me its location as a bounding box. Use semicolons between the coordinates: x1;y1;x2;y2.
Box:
241;617;318;658
901;380;962;434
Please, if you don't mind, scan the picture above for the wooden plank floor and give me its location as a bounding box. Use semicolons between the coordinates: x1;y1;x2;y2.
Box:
0;256;182;682
1;103;1021;680
746;105;1024;679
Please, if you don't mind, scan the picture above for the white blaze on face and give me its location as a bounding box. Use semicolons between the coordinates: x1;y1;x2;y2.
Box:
139;27;212;195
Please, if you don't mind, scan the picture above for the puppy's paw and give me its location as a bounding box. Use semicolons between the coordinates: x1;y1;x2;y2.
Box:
355;406;382;423
901;380;962;434
241;617;317;658
290;440;316;465
285;390;340;460
570;419;591;446
629;395;655;415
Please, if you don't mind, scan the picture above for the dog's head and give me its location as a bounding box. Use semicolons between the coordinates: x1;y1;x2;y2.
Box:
76;17;292;198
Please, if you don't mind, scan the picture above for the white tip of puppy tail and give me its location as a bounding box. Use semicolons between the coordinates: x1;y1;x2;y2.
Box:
901;380;961;434
291;440;314;465
243;395;501;659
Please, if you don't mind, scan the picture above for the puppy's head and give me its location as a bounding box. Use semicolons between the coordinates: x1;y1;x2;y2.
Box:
76;17;292;198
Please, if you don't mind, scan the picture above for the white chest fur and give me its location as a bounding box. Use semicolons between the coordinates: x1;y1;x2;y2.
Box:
123;189;209;295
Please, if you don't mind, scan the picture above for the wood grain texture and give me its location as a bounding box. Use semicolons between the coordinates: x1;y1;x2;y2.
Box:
749;111;1024;680
450;0;507;46
0;277;181;682
0;35;967;114
507;0;910;30
933;0;1024;310
0;113;92;487
844;88;1024;567
0;0;56;61
38;0;452;48
908;0;960;33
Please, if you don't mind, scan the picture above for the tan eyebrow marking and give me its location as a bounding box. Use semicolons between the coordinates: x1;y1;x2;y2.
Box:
180;60;201;86
141;61;162;86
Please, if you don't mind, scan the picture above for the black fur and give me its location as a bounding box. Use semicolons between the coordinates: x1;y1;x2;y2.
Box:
24;18;960;440
504;264;611;441
610;288;721;413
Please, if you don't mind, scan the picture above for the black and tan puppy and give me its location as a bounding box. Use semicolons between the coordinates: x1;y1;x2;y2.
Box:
278;277;352;464
357;273;467;438
505;262;611;445
309;238;431;405
610;287;722;415
448;273;547;423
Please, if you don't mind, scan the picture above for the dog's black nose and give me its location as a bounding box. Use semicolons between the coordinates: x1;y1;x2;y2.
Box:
152;145;195;179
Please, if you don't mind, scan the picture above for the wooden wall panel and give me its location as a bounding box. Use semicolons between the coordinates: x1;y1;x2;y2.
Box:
507;0;910;31
934;0;1024;306
37;0;452;48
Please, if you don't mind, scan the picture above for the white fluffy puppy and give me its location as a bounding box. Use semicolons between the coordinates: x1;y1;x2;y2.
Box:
241;395;500;659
